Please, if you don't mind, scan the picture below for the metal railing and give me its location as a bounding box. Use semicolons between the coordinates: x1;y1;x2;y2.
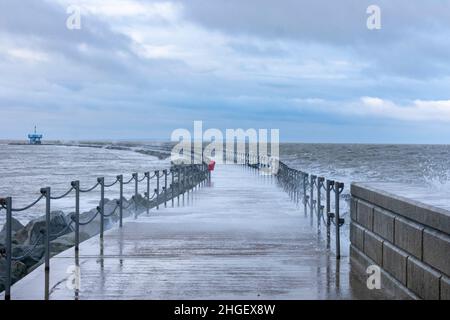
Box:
232;151;345;260
0;162;210;300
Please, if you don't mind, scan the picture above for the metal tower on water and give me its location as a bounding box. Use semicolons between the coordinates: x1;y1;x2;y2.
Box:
28;126;43;145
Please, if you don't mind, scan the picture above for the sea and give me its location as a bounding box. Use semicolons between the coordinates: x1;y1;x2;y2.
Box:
0;143;170;227
1;142;449;228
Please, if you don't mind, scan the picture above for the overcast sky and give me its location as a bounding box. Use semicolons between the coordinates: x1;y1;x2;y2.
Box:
1;0;450;143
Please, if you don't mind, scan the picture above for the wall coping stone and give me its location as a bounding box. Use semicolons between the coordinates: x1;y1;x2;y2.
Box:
351;182;450;234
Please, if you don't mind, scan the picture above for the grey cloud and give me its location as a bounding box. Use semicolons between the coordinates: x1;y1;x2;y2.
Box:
181;0;450;79
0;0;129;51
181;0;450;44
0;0;191;88
228;41;288;57
181;0;382;44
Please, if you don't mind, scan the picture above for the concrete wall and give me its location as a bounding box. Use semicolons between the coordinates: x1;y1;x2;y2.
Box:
350;183;450;300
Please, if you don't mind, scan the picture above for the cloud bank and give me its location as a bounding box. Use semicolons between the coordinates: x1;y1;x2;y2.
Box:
0;0;449;142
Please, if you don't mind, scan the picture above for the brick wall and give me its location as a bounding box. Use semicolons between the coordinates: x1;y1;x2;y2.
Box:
350;183;450;300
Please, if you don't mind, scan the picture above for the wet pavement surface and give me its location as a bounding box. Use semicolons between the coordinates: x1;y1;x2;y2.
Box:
4;165;385;299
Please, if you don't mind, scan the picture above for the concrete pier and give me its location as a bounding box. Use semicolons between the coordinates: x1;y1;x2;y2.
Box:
4;165;383;300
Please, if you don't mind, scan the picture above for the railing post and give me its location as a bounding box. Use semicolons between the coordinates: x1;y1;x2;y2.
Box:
183;167;187;199
257;154;260;169
133;173;138;214
155;170;160;210
317;177;324;230
303;173;308;216
326;180;333;249
185;166;188;189
289;169;292;195
310;175;316;218
163;169;168;207
200;165;203;186
176;168;180;205
290;170;294;198
187;167;190;195
295;170;298;197
2;197;12;300
194;168;197;188
145;172;150;214
335;182;343;260
196;168;199;189
292;170;296;199
118;175;123;227
98;178;104;238
71;181;80;251
171;169;175;207
293;171;297;203
201;146;204;164
41;187;51;272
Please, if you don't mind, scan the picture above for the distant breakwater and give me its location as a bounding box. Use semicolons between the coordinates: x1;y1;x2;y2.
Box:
7;141;173;160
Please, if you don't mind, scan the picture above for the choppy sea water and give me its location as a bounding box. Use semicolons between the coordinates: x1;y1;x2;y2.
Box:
279;143;450;256
280;143;450;200
0;144;170;227
1;143;449;228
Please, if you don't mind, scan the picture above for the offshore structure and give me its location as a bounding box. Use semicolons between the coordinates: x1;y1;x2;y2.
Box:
28;126;43;145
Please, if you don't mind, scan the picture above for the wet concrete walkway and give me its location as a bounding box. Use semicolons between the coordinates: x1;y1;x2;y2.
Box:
6;165;378;299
